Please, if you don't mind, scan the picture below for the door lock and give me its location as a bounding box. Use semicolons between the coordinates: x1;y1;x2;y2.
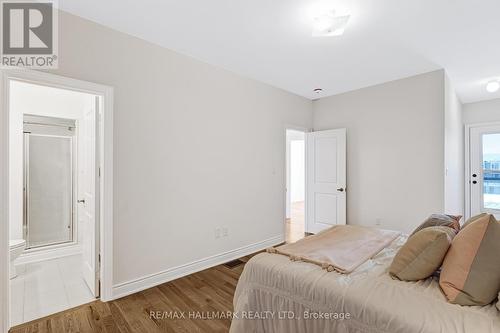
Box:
337;188;345;192
77;199;85;204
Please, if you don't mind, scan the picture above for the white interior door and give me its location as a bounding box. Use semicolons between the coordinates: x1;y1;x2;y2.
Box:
469;124;500;219
306;129;346;234
78;97;100;297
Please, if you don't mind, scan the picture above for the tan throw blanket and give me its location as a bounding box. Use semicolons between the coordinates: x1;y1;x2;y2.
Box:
267;225;401;274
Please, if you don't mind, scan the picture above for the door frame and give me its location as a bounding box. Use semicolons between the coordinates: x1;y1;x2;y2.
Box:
464;121;500;220
283;125;310;240
0;67;114;331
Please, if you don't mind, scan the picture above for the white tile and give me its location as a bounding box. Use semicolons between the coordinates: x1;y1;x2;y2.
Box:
24;288;69;314
25;270;65;295
11;254;90;325
10;276;24;299
65;281;95;307
10;294;24;317
23;309;43;323
26;259;59;274
58;254;82;269
9;310;23;327
10;275;25;318
24;305;68;323
15;263;27;275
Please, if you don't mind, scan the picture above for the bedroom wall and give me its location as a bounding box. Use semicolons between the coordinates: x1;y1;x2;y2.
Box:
444;74;464;216
50;11;312;290
312;71;445;233
463;98;500;124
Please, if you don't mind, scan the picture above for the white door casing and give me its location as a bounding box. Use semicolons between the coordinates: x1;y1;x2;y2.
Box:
1;69;113;332
306;129;347;234
79;97;100;297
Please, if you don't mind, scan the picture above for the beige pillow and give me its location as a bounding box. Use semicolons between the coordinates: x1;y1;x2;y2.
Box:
410;214;461;236
462;213;488;230
389;226;455;281
440;214;500;306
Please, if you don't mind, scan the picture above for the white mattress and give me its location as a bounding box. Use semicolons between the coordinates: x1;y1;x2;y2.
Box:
230;236;500;333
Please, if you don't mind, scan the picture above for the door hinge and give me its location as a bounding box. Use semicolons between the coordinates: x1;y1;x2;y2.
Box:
98;253;101;265
98;167;101;177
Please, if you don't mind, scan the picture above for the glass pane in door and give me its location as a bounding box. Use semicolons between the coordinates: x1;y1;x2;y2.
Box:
26;134;73;248
482;133;500;210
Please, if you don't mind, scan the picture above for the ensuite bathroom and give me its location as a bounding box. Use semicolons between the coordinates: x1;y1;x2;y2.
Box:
8;81;99;326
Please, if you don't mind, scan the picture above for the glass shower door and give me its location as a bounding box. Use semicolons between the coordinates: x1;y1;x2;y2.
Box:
25;133;74;248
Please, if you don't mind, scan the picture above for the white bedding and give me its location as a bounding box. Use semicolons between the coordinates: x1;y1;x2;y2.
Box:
230;236;500;333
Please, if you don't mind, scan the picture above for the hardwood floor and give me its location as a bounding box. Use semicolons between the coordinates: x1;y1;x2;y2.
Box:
10;204;307;333
9;256;254;333
286;201;306;243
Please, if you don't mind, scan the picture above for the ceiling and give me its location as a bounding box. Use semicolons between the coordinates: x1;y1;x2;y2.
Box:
59;0;500;103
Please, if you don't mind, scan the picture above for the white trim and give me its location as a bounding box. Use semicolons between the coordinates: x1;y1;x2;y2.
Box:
465;123;471;220
16;244;82;266
112;235;284;300
0;68;114;330
0;68;9;333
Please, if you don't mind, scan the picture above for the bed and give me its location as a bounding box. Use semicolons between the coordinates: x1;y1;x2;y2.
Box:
230;235;500;333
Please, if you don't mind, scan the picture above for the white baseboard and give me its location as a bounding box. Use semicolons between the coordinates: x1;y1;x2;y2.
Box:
16;243;82;265
112;234;284;300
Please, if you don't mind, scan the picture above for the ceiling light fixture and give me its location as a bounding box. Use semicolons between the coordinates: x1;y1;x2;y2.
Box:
312;10;350;37
486;80;500;93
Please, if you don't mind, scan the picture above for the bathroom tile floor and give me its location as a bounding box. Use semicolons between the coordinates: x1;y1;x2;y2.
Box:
9;254;96;326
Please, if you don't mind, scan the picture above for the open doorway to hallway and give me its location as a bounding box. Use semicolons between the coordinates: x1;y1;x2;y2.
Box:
285;129;306;243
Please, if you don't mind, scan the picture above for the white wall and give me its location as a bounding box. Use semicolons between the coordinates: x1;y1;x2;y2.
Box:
9;81;93;241
463;98;500;124
444;74;464;215
313;71;445;233
50;11;312;287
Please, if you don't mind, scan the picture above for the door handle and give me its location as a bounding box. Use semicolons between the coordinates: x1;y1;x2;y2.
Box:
77;199;85;204
337;188;345;192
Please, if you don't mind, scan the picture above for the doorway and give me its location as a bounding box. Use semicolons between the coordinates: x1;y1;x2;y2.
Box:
0;69;114;332
9;81;99;325
284;127;347;242
285;129;306;243
467;123;500;219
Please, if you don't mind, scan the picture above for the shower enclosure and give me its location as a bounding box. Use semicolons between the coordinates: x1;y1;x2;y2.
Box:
23;115;76;249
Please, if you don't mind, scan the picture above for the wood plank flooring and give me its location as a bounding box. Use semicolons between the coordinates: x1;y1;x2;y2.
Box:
9;256;252;333
286;201;305;243
10;218;306;333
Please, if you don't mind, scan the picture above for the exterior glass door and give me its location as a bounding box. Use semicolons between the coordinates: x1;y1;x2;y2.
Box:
469;125;500;218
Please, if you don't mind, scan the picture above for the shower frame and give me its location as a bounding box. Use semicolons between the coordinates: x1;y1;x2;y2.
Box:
23;115;78;250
